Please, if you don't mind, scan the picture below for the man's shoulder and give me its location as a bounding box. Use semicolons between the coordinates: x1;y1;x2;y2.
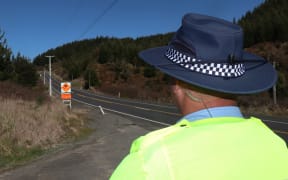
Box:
130;123;182;153
129;117;267;153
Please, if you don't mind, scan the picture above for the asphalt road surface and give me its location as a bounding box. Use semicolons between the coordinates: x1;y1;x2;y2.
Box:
73;88;288;141
49;74;288;143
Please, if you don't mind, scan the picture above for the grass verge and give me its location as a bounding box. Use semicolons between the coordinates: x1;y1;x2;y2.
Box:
0;95;93;170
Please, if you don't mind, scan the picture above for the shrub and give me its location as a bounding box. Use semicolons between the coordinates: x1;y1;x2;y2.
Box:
143;66;156;78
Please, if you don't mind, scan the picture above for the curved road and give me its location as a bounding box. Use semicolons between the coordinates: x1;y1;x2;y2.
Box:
48;74;288;143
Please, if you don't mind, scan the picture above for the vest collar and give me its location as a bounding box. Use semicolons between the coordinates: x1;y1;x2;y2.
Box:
180;106;243;123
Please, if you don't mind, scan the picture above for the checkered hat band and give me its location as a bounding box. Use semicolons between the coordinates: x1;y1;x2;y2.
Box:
165;48;245;77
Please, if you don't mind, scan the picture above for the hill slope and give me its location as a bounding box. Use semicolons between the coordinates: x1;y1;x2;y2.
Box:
238;0;288;46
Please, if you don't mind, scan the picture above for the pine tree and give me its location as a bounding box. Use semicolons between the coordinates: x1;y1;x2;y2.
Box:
0;29;12;80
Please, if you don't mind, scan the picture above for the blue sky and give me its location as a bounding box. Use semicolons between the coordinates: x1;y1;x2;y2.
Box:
0;0;264;60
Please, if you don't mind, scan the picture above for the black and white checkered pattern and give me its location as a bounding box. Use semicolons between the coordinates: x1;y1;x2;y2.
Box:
165;48;245;78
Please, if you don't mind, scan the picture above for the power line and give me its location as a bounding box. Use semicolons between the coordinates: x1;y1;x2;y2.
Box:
78;0;119;39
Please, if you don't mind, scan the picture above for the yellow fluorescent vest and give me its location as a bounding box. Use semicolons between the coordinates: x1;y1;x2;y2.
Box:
110;117;288;180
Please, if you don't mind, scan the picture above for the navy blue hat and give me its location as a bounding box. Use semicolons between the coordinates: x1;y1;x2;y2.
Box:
139;13;277;94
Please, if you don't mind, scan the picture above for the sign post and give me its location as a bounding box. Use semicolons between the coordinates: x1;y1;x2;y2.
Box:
61;82;72;109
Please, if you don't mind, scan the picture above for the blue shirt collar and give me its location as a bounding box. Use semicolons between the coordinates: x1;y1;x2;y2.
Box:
181;106;243;122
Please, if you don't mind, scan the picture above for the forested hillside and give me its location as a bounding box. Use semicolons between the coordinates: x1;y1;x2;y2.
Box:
33;34;175;101
34;34;173;80
238;0;288;47
33;0;288;113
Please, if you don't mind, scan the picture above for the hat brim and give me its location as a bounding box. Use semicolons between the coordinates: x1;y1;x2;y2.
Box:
139;46;277;94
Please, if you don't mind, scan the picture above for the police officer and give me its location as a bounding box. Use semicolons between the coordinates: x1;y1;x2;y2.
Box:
110;13;288;180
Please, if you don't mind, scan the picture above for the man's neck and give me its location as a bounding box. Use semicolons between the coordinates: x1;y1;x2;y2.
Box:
180;98;237;116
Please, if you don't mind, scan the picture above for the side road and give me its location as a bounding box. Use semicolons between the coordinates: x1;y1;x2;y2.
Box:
0;103;152;180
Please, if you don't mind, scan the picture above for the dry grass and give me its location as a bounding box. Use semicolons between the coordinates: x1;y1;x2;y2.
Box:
0;81;47;102
0;81;90;168
237;91;288;117
0;97;83;155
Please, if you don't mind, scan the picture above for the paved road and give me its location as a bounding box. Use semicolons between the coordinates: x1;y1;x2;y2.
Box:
49;74;288;142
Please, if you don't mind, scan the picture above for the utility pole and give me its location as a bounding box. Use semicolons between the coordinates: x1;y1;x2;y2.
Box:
45;55;54;96
43;68;45;85
89;70;91;88
273;60;277;105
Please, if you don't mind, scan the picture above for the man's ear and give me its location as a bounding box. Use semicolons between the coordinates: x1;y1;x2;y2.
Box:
171;80;181;93
171;80;185;99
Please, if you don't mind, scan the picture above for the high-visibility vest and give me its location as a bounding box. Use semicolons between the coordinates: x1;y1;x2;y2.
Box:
110;117;288;180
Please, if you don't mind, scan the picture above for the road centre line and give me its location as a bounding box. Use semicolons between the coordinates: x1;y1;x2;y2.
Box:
273;130;288;135
55;83;288;125
53;85;288;136
75;89;177;109
50;81;179;116
262;119;288;125
73;98;170;126
76;93;181;116
134;106;151;111
51;76;287;124
73;98;288;135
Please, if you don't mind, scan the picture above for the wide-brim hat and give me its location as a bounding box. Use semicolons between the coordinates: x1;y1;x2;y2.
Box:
139;13;277;94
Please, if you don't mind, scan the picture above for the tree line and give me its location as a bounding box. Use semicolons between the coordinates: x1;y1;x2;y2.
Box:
0;30;38;86
238;0;288;47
